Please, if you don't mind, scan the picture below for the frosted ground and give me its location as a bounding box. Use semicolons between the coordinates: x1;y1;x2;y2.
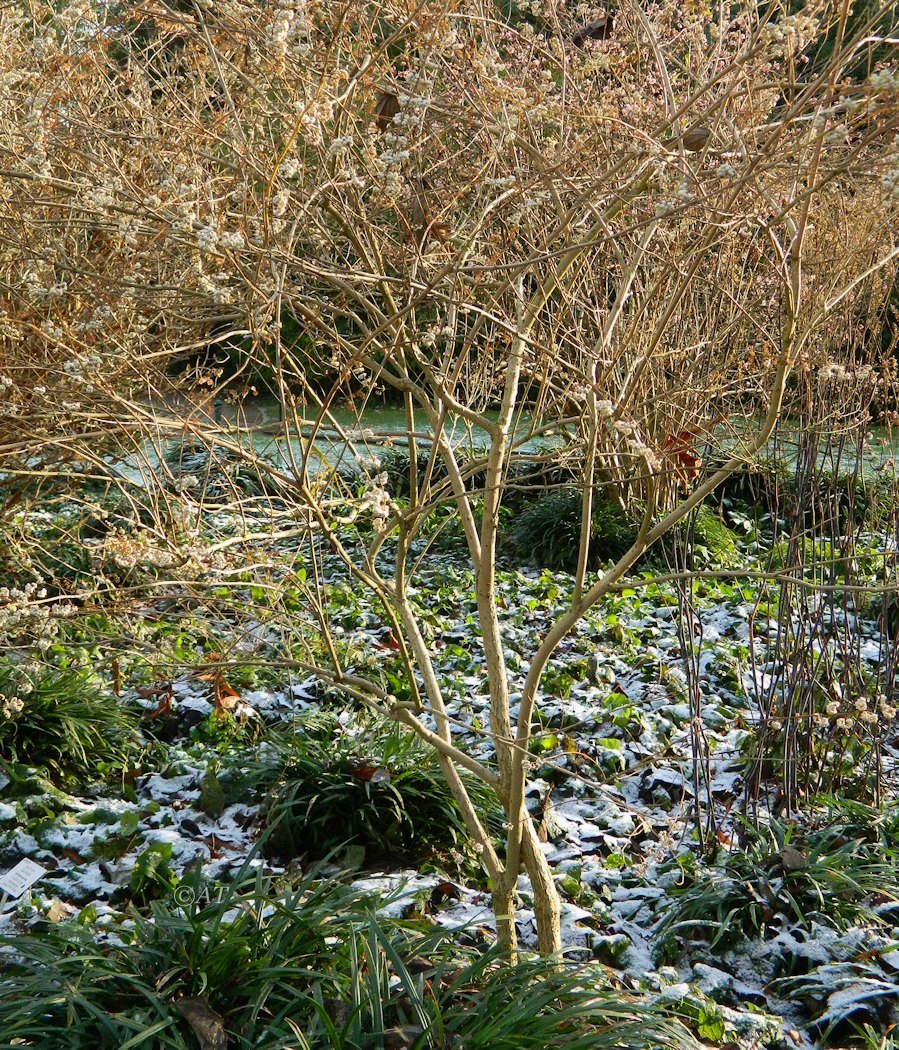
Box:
2;525;898;1047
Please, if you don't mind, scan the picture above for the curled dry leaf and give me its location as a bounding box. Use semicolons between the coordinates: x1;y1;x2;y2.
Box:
374;89;400;131
374;626;403;650
410;179;450;247
681;126;711;152
140;683;173;720
348;763;391;783
213;671;241;718
174;996;229;1050
46;899;77;923
429;880;461;908
780;844;806;872
573;15;613;47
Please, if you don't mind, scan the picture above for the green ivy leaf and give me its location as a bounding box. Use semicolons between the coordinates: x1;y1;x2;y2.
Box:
697;1006;726;1043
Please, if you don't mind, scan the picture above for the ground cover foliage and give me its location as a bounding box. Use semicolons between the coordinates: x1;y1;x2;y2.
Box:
2;447;899;1047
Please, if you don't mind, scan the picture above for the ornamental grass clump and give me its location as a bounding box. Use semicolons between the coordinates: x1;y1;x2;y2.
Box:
505;488;636;572
658;818;899;952
0;868;696;1049
0;663;138;780
262;710;501;871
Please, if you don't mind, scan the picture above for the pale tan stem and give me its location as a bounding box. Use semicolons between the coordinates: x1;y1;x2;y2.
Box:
521;817;562;954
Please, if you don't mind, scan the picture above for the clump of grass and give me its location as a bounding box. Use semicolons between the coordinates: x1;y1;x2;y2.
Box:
717;454;894;531
658;818;898;952
0;663;138;780
20;538;94;595
504;487;635;572
816;795;899;850
689;504;741;563
716;456;791;512
261;710;502;871
0;867;696;1049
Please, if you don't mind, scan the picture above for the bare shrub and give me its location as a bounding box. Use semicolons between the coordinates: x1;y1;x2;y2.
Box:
1;1;898;955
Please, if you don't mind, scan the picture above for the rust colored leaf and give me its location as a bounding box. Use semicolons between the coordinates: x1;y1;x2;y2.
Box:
142;683;173;720
409;179;450;247
375;629;402;651
349;764;390;783
681;126;711;152
213;671;241;718
374;89;400;131
136;682;169;698
429;881;461;908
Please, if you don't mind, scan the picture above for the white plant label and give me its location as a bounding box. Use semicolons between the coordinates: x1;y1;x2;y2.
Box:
0;859;47;898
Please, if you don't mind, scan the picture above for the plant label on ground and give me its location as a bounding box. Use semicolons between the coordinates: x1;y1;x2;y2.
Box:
0;859;47;899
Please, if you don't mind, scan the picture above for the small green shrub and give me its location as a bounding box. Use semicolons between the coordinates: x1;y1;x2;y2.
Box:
129;842;178;904
261;710;502;870
505;488;635;572
380;444;490;503
716;457;791;511
717;454;894;530
690;505;740;562
162;437;283;501
658;818;898;951
382;443;443;499
0;663;138;779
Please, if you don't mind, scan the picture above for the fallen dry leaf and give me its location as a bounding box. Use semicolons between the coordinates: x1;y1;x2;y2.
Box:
384;1025;425;1050
780;844;806;872
46;899;77;923
213;671;241;719
374;89;400;132
141;683;173;720
374;629;402;651
348;764;391;783
573;15;613;46
681;126;711;152
175;996;228;1050
429;881;461;909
